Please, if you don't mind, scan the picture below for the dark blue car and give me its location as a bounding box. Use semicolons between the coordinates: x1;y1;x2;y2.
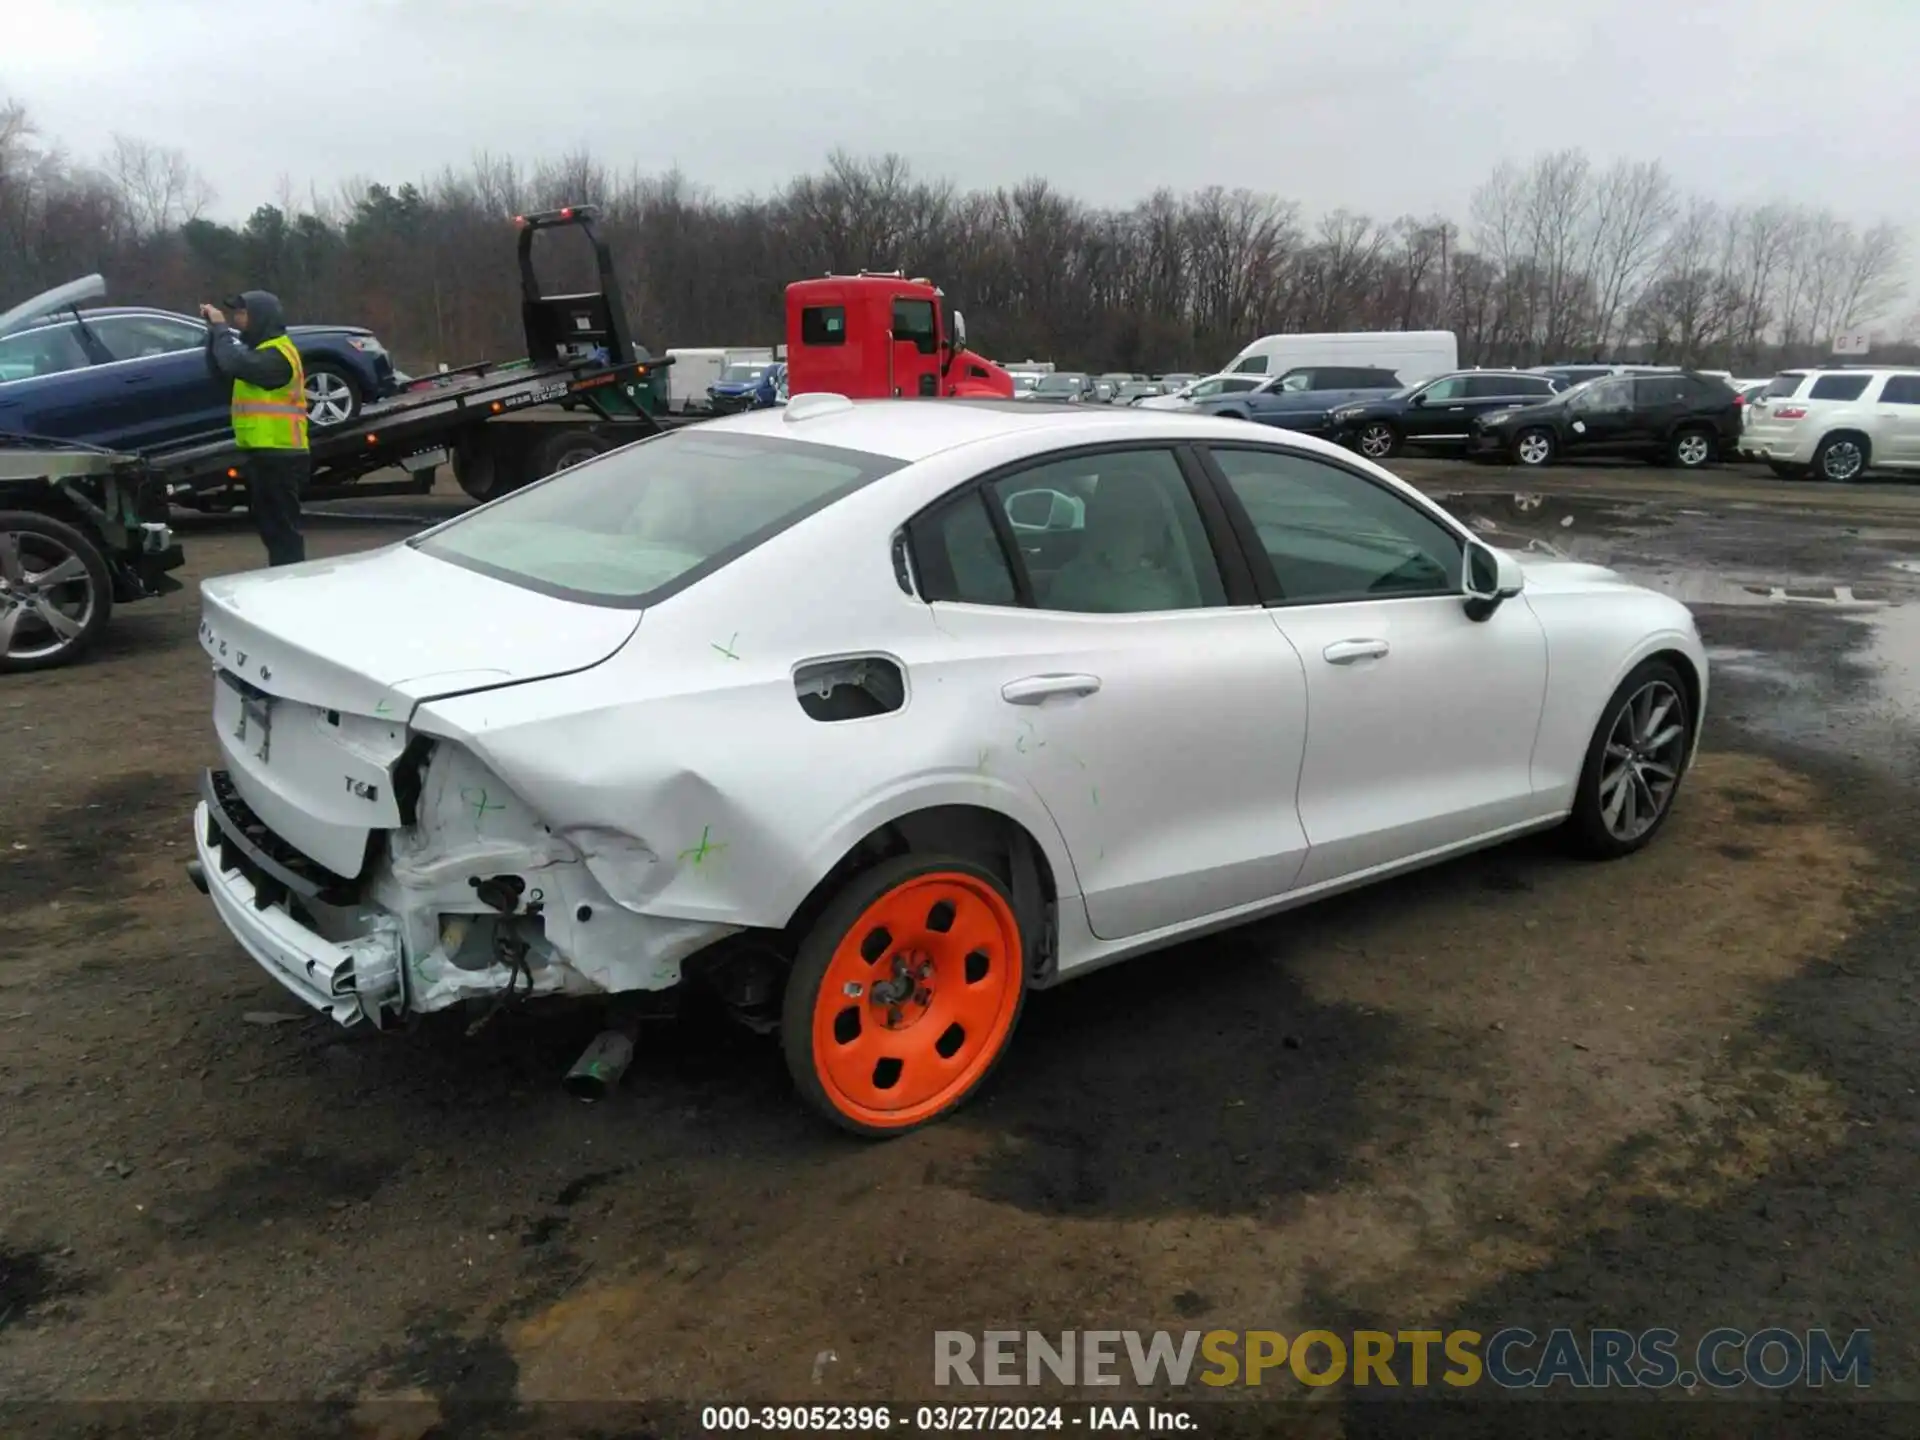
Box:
706;359;782;415
0;278;399;452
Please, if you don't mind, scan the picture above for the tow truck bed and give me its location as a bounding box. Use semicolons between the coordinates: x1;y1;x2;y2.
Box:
151;355;692;504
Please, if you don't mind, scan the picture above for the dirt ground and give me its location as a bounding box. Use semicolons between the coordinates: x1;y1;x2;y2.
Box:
3;459;1919;1432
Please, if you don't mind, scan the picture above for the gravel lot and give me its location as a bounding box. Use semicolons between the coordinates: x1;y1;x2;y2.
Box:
2;458;1917;1433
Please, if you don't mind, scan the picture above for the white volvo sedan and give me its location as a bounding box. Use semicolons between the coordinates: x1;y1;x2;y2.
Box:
189;395;1706;1134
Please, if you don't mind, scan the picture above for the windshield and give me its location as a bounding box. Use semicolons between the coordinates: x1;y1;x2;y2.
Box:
1274;371;1314;392
414;431;902;605
719;363;769;384
1035;374;1086;394
1011;374;1040;392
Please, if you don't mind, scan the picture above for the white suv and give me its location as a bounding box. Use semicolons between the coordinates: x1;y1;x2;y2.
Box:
1740;366;1920;481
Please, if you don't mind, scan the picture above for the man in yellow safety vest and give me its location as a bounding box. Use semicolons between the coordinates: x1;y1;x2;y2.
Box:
200;290;310;566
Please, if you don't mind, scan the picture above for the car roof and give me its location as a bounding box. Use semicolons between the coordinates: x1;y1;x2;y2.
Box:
695;396;1309;463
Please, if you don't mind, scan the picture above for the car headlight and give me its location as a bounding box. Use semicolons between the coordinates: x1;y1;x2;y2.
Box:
1330;406;1364;422
347;337;387;355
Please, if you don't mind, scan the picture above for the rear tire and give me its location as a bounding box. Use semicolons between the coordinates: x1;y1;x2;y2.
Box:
0;510;113;674
531;429;611;478
452;437;503;503
1566;658;1693;860
782;854;1028;1137
1669;427;1715;470
1811;433;1869;483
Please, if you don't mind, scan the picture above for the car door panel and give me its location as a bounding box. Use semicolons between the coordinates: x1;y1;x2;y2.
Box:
87;314;225;449
0;323;102;442
924;604;1311;939
910;447;1311;941
1407;377;1471;440
1198;441;1553;887
1273;596;1550;885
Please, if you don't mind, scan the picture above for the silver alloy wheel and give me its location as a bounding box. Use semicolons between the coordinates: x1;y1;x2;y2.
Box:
0;529;94;664
1820;438;1864;482
1598;679;1686;842
1357;423;1395;459
1674;432;1712;467
305;369;356;426
1516;431;1553;466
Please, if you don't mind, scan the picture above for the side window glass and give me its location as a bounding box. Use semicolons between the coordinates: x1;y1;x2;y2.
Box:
1879;375;1920;405
890;299;938;356
800;306;845;346
911;490;1018;606
990;449;1226;614
1420;376;1466;402
1224;378;1260;393
0;324;90;379
1808;373;1871;402
1232;356;1267;373
93;314;204;360
1636;376;1688;405
1209;446;1463;603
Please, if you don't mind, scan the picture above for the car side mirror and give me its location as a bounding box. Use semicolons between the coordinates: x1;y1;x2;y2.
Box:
1463;541;1524;622
951;311;967;349
1410;393;1427;407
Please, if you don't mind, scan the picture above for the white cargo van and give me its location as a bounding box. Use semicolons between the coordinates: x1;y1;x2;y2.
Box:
1223;331;1457;387
664;347;776;413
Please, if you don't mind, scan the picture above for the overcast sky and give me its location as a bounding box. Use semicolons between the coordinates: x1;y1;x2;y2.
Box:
9;0;1918;284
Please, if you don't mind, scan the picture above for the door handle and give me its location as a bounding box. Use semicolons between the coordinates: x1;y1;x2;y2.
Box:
1001;673;1102;704
1323;639;1389;665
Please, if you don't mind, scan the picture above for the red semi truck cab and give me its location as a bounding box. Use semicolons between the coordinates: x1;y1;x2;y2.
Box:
784;273;1014;401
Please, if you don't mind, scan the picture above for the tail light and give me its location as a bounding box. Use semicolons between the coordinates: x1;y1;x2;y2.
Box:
1773;406;1809;420
1732;393;1746;406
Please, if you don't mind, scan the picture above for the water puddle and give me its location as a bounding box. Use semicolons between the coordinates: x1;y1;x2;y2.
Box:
1611;568;1888;609
1858;603;1920;727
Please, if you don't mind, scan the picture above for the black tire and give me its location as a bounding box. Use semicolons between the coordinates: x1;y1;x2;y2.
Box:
531;429;611;478
0;510;113;674
303;362;362;429
1511;427;1555;468
782;853;1030;1138
1811;432;1869;483
1565;658;1694;860
452;437;503;503
1668;426;1716;470
1355;421;1401;461
1766;460;1808;480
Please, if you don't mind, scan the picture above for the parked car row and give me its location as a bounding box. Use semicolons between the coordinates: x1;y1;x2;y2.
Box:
1154;359;1897;476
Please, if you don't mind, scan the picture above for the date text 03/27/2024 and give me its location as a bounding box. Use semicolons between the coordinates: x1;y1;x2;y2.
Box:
700;1405;1189;1432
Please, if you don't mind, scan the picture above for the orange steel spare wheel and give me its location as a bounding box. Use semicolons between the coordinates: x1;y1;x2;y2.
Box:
810;871;1024;1129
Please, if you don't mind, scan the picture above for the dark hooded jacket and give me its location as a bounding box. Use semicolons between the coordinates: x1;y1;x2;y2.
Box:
205;289;295;390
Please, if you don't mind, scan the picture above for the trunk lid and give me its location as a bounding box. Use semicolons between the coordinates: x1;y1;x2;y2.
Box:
200;542;640;878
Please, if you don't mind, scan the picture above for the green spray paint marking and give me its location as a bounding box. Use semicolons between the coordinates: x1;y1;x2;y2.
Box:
711;632;741;660
459;786;505;821
976;747;991;771
678;825;727;865
374;697;393;717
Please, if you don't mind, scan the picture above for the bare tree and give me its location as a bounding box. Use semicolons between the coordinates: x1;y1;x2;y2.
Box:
106;134;213;236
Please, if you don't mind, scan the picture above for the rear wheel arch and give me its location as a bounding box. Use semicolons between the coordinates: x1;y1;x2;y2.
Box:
780;803;1064;984
1813;429;1871;480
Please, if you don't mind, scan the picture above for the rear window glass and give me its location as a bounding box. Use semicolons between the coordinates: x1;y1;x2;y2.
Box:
1808;373;1871;401
1881;375;1920;405
1762;373;1806;400
414;431;901;606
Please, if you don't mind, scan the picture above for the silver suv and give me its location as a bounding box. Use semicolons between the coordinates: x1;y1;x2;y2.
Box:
1739;366;1920;481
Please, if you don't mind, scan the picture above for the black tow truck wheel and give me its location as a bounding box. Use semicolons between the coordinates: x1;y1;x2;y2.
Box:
0;510;113;673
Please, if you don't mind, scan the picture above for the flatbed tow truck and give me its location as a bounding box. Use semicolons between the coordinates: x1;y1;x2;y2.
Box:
152;205;692;508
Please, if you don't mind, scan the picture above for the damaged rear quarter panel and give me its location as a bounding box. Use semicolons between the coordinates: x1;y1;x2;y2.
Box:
409;476;1083;931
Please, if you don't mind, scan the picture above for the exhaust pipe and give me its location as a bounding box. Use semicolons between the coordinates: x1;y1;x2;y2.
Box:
564;1028;635;1102
186;860;209;895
